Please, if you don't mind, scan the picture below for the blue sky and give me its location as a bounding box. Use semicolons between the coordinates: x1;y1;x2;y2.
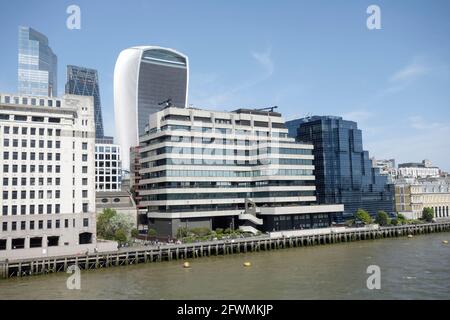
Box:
1;0;450;170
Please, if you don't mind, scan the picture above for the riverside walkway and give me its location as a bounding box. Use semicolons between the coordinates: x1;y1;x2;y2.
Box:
1;221;449;279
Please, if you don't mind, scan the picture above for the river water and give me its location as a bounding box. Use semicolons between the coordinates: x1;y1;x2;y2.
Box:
0;233;449;299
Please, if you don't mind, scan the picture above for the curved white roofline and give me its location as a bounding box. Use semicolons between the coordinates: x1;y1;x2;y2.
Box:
114;45;189;170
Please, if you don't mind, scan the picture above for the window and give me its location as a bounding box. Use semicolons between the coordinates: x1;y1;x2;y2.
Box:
82;154;88;161
2;206;7;216
2;222;7;231
82;142;88;150
82;203;88;213
83;218;89;227
47;220;52;229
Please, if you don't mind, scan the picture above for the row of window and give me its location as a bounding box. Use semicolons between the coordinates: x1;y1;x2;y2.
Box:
3;151;88;162
2;203;90;216
1;95;61;107
4;151;61;161
2;204;61;215
2;164;62;174
146;169;314;179
2;126;61;136
145;135;293;147
144;180;316;190
2;189;89;200
3;138;61;148
3;177;61;186
1;218;88;232
144;146;313;158
145;158;313;168
144;191;316;201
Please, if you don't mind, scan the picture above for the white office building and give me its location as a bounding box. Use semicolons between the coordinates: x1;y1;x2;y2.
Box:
139;107;343;237
0;93;116;260
95;142;122;191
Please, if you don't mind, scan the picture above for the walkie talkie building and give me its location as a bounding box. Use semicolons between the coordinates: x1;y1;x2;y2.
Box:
113;46;189;170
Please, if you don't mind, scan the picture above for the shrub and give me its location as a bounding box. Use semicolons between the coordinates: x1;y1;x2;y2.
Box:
355;209;372;225
147;228;157;237
375;211;390;226
422;208;434;222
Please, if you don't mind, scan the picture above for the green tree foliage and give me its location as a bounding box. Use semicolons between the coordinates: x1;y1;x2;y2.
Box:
391;218;398;226
114;229;128;244
355;209;372;225
375;211;390;226
147;228;157;237
97;208;133;243
397;213;407;224
422;207;434;222
131;228;139;238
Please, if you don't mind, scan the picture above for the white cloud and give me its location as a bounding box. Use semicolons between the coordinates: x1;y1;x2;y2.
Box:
252;47;274;77
380;58;430;95
342;110;374;123
389;61;429;84
408;115;446;130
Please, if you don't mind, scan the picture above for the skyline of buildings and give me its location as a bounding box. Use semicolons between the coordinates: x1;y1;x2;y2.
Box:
18;26;57;97
0;24;448;258
114;46;189;171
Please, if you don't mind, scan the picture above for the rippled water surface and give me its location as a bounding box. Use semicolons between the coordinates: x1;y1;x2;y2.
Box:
0;233;449;299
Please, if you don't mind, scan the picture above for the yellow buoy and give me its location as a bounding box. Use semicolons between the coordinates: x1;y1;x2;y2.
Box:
243;262;251;267
407;234;413;238
183;262;191;268
443;240;448;244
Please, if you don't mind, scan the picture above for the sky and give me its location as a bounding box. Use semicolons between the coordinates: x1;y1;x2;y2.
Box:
1;0;449;171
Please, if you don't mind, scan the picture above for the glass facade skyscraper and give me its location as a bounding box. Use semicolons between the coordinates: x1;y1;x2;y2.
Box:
286;116;394;218
65;65;104;138
18;26;57;97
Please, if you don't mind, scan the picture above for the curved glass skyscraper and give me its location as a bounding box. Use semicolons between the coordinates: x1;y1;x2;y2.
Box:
18;26;57;97
114;46;189;170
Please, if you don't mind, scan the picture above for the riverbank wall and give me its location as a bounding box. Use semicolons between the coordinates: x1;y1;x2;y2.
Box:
1;221;449;279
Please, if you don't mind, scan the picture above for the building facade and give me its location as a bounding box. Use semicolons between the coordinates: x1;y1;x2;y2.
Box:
395;178;450;220
286;116;394;218
65;65;105;138
18;26;57;97
397;160;440;179
0;93;101;260
114;46;189;170
96;191;137;228
94;142;122;191
139;107;343;238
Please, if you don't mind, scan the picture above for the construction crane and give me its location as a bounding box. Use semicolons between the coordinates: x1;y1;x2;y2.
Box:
254;106;278;113
158;98;173;108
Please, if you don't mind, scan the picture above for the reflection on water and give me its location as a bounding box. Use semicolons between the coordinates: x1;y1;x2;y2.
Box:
0;233;449;299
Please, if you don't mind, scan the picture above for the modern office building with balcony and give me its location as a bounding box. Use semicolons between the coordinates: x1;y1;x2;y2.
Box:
138;107;343;237
18;26;57;97
286;116;394;218
0;93;116;260
114;46;189;170
65;65;105;139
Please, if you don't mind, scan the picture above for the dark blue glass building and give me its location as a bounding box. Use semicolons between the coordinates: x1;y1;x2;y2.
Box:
286;116;394;218
65;65;104;138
